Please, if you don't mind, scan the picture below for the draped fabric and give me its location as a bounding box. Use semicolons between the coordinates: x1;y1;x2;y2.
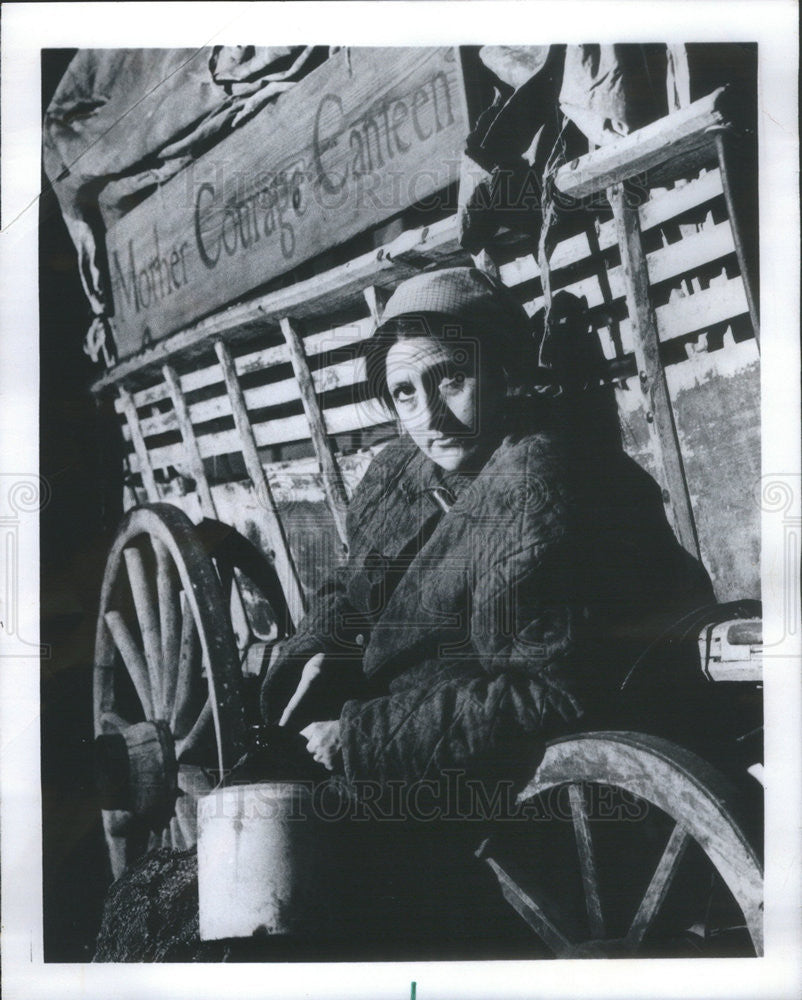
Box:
43;47;326;320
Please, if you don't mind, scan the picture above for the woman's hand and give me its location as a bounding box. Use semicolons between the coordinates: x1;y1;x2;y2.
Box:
300;720;342;772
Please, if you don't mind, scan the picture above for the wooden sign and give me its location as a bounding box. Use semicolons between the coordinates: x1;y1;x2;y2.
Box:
105;47;469;357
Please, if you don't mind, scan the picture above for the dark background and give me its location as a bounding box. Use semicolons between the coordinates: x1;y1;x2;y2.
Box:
40;48;123;960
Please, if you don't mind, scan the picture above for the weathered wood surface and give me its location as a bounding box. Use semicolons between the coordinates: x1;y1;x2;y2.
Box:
105;47;469;355
115;171;738;460
280;317;350;546
95;214;463;392
214;339;307;626
117;387;160;501
609;183;701;562
518;732;764;955
714;131;760;345
568;783;605;939
163;363;251;647
96;166;727;394
554;88;729;200
162;364;217;517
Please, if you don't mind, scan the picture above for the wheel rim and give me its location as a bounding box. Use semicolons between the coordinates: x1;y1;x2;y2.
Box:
93;503;246;878
479;731;763;957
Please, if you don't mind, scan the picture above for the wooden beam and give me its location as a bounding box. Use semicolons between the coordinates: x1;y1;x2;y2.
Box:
162;364;217;516
280;317;350;547
608;183;702;561
214;339;307;626
162;363;251;648
713;130;760;348
556;88;729;201
117;386;159;502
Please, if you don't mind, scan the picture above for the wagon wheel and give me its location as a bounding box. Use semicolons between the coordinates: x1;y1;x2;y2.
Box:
93;503;246;879
478;731;763;957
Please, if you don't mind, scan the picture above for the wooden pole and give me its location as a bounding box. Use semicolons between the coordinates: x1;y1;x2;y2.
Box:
608;183;702;562
214;339;306;626
555;88;729;201
713;130;760;349
280;317;349;547
118;386;159;502
162;363;251;647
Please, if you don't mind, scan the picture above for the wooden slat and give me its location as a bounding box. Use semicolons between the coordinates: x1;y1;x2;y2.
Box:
609;183;702;561
214;338;306;626
501;166;723;287
162;362;251;654
118;386;159;501
280;317;349;546
115;316;374;415
528;220;736;314
126;397;393;475
597;276;749;358
555;88;729;200
713;131;760;346
162;364;216;515
124;357;367;443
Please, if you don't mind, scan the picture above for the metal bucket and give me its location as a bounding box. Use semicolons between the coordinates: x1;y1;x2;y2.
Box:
197;781;338;941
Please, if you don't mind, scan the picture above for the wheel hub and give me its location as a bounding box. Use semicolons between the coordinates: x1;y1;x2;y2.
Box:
95;720;177;822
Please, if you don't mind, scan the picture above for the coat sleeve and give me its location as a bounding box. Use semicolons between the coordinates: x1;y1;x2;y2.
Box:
339;657;582;785
260;440;416;724
259;575;364;724
339;441;586;784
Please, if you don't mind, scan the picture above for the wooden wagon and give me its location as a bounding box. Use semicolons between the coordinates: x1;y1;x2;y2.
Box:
80;47;763;956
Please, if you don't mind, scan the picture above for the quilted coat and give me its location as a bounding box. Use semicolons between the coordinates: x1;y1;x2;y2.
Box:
261;397;713;786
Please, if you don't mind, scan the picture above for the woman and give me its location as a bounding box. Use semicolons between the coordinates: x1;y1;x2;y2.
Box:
261;267;714;790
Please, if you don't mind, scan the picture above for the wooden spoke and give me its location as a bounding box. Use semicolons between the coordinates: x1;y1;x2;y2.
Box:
170;816;185;852
484;855;574;954
99;709;132;734
104;610;154;719
175;698;213;762
626;821;691;949
123;546;163;713
170;596;201;737
153;538;181;714
568;783;605;939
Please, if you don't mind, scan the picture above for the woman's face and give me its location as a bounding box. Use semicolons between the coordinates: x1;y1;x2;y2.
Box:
385;336;502;471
